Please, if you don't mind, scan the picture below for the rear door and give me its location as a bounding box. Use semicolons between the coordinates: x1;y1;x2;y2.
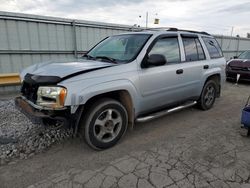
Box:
179;34;207;98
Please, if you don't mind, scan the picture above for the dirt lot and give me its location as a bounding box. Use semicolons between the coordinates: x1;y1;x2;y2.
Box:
0;82;250;188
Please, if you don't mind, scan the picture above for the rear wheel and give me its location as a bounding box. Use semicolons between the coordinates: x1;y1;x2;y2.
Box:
80;98;128;150
198;80;217;110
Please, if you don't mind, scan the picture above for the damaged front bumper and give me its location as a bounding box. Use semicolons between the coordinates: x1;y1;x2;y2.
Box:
15;96;70;126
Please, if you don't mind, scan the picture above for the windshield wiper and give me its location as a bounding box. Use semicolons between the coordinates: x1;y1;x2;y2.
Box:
82;54;94;59
95;56;117;64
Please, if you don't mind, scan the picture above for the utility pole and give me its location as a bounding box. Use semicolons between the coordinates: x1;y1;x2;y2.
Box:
146;12;148;29
227;26;234;50
140;12;157;28
230;26;234;37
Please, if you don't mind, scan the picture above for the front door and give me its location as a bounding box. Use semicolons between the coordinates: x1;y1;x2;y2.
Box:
138;35;187;112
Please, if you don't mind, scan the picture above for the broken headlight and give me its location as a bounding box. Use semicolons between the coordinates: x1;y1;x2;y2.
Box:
37;86;67;109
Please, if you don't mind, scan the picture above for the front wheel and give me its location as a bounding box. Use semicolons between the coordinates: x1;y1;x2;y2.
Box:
80;98;128;150
198;80;217;110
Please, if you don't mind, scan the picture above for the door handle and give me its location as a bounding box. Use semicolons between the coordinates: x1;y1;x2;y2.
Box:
204;65;209;69
176;69;183;74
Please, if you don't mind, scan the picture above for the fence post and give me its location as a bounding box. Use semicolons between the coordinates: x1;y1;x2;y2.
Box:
72;20;77;58
220;35;223;49
236;37;240;56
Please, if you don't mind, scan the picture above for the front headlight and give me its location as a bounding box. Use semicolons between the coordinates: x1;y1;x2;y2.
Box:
37;86;67;109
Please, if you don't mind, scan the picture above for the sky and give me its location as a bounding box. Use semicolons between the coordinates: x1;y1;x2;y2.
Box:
1;0;250;37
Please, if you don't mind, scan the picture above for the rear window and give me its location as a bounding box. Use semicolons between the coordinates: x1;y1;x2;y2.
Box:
202;37;223;59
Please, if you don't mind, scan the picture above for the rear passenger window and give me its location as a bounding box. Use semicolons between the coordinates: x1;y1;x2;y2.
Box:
149;37;180;64
182;37;205;61
202;37;223;58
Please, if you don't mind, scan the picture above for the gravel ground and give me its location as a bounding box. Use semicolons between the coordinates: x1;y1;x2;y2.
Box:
0;100;73;165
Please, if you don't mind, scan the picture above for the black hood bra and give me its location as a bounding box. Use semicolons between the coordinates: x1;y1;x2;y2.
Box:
23;66;112;85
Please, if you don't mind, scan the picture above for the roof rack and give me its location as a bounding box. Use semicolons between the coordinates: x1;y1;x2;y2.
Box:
137;27;210;36
169;28;210;36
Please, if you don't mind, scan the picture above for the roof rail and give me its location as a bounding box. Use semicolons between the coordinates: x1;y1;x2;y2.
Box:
138;27;178;31
168;28;210;36
138;27;210;36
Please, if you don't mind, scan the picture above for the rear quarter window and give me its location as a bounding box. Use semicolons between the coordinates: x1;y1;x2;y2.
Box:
202;37;223;59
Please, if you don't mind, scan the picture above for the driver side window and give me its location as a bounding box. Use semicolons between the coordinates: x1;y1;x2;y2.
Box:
149;37;181;64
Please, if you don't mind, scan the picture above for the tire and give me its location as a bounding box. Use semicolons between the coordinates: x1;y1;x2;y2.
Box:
198;80;217;110
42;118;56;126
80;98;128;150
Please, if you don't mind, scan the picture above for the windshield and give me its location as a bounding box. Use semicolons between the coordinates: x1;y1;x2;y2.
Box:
238;51;250;59
86;34;151;63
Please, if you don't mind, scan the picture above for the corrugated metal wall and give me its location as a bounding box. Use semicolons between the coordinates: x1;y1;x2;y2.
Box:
1;11;250;93
215;35;250;60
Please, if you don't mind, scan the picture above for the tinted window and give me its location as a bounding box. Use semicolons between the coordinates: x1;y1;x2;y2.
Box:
148;37;180;64
182;37;205;61
202;37;223;58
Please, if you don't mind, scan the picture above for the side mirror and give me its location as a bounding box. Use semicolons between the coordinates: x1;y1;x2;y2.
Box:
147;54;166;66
233;56;238;59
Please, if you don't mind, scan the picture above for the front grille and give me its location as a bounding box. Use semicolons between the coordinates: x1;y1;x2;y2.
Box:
21;81;39;103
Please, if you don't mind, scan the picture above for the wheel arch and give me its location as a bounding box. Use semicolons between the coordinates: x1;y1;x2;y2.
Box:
82;90;135;130
204;74;221;97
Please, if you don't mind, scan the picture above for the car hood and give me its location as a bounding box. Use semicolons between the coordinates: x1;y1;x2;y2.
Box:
21;59;115;79
228;59;250;68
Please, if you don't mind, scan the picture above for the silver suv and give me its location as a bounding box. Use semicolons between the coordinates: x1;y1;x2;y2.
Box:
16;28;226;150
